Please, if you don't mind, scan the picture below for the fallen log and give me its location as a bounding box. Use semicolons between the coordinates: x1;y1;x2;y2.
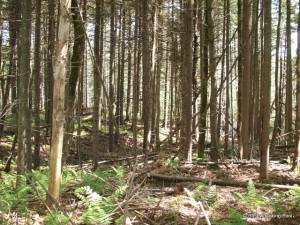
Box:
148;173;298;190
182;160;261;166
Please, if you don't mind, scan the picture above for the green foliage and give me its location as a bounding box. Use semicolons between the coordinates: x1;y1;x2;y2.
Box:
282;156;293;166
0;171;29;216
212;208;247;225
80;166;126;193
74;185;128;225
234;180;265;209
287;185;300;209
186;183;220;210
44;211;70;225
163;158;180;170
192;183;220;209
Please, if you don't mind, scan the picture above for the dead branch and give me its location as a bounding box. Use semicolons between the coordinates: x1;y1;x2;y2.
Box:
149;173;298;190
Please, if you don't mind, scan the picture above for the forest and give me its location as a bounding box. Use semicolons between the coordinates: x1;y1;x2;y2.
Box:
0;0;300;224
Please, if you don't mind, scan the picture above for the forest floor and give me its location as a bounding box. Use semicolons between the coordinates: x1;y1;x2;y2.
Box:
1;122;300;224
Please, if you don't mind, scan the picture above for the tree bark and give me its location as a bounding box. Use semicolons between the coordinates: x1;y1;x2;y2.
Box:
142;0;152;165
46;0;71;207
293;0;300;172
109;0;116;152
285;0;293;144
64;0;86;163
207;0;219;161
180;0;193;161
260;0;272;181
17;0;32;177
33;0;42;169
240;0;251;159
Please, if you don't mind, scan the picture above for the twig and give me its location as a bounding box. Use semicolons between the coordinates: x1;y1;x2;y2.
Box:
194;201;211;225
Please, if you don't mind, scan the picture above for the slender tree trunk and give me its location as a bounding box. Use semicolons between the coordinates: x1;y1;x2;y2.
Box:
292;0;300;172
142;0;152;165
237;0;242;153
260;0;271;181
180;0;193;161
163;45;169;129
45;0;55;135
207;0;219;161
198;0;208;159
285;0;293;144
92;0;103;170
46;0;71;207
224;0;230;155
125;9;132;122
240;0;251;159
109;0;116;152
33;0;42;169
63;0;86;163
155;3;163;149
168;0;175;146
17;0;32;177
132;0;140;158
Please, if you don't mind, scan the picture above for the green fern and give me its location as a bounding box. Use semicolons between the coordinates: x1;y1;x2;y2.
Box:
287;185;300;209
234;180;264;208
45;211;70;225
75;184;128;225
212;208;247;225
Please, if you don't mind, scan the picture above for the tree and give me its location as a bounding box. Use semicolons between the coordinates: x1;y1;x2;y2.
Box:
46;0;71;207
45;0;56;135
33;0;42;169
292;0;300;172
198;0;208;159
17;0;32;176
207;0;219;161
142;0;152;165
92;0;103;170
109;0;116;152
64;0;86;163
285;0;293;144
260;0;272;181
240;0;251;159
180;0;193;161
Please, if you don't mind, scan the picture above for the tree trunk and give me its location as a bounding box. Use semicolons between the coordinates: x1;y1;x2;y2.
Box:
224;0;230;155
142;0;152;165
64;0;86;163
33;0;42;169
292;0;300;172
109;0;116;152
92;0;103;170
180;0;193;161
207;0;219;161
17;0;32;177
240;0;251;159
260;0;271;181
132;0;140;157
46;0;71;207
285;0;293;144
125;9;132;122
45;0;55;136
198;0;208;159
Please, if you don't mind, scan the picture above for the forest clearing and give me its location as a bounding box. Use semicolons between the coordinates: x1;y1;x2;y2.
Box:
1;0;300;224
